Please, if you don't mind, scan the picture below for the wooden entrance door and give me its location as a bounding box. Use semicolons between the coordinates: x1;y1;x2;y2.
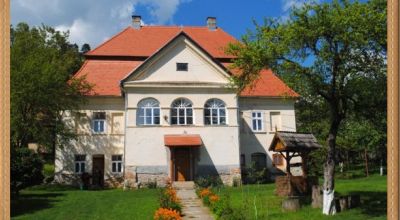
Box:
174;148;191;181
92;155;104;186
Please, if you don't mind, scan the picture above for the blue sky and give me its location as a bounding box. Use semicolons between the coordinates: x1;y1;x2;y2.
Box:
11;0;320;48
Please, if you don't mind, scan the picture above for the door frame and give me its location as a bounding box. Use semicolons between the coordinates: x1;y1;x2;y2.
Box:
170;147;194;181
92;154;105;186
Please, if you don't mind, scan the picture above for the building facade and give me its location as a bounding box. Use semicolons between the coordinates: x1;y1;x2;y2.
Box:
55;17;299;187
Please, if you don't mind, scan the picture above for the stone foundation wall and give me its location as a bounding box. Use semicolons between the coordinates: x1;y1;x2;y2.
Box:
124;165;169;188
196;165;241;186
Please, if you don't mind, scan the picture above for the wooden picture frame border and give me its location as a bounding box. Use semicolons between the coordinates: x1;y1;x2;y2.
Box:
0;0;10;219
0;1;398;219
387;1;399;220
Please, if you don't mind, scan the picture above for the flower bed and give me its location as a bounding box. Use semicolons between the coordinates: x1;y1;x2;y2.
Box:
154;180;182;220
196;187;246;219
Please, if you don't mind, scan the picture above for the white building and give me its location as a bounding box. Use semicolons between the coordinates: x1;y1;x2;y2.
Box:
55;16;299;187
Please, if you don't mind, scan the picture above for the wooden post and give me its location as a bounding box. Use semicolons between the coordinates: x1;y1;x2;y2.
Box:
301;152;308;177
286;151;291;175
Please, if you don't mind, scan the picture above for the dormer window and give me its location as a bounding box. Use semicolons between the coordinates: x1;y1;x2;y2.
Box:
176;63;188;71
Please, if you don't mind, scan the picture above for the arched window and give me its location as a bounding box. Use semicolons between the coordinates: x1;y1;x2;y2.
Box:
171;98;193;125
137;98;160;125
204;99;226;125
251;152;267;171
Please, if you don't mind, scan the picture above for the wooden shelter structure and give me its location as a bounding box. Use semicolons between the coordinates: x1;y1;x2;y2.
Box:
269;131;321;176
269;131;322;196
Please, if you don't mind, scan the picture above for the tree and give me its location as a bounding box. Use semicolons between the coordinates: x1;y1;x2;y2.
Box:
227;0;386;214
11;23;92;155
81;43;91;54
11;148;44;195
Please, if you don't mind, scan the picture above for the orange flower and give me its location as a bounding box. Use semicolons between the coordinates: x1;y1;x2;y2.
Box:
165;186;180;203
209;194;219;203
199;188;212;198
154;208;182;220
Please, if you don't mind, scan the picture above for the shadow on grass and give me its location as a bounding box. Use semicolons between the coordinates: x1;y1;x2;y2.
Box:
349;191;387;217
11;192;65;217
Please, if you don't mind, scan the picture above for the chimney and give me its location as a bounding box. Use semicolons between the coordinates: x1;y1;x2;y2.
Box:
132;15;141;29
206;17;217;30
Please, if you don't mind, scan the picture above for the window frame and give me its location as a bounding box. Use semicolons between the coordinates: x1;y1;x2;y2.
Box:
270;111;281;132
176;62;188;71
240;154;246;168
74;154;86;174
272;153;284;166
204;98;227;126
137;98;161;126
92;112;106;133
111;155;123;173
170;98;194;125
251;152;267;171
251;111;264;132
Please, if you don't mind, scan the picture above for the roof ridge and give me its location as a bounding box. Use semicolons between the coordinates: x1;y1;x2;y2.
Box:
86;27;131;55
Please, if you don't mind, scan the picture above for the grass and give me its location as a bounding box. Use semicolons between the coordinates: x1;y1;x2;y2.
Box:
11;185;159;220
214;174;386;220
11;175;386;220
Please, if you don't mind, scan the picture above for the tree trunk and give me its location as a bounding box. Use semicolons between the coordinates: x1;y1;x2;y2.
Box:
364;148;369;177
322;116;341;215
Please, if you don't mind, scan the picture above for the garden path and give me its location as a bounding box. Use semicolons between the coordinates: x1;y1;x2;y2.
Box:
174;182;214;220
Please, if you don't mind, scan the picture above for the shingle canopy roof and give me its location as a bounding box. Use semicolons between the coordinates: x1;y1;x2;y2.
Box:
269;131;322;152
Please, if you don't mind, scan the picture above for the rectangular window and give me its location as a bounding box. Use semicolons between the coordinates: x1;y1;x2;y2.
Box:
176;63;188;71
251;111;263;131
240;154;246;167
270;112;281;132
112;155;123;173
272;153;284;166
93;112;106;133
74;154;86;174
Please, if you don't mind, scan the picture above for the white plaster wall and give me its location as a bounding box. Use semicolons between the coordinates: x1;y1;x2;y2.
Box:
125;87;238;127
124;86;240;176
129;37;229;84
55;97;126;180
238;97;298;171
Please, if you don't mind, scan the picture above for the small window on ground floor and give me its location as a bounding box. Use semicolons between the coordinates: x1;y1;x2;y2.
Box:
112;155;123;173
74;154;86;174
240;154;246;167
251;152;267;171
272;153;284;166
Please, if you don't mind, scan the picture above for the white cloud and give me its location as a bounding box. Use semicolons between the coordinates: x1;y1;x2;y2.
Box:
11;0;190;48
281;0;319;12
55;19;99;47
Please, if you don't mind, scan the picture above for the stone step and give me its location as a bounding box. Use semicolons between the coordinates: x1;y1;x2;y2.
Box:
173;181;195;190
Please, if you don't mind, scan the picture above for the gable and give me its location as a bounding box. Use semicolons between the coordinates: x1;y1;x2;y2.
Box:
123;34;231;87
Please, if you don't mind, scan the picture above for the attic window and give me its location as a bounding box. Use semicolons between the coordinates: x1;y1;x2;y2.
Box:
176;63;188;71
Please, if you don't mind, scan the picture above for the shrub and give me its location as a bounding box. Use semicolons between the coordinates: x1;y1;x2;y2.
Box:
43;163;55;184
159;183;182;213
232;176;242;187
11;147;44;194
154;208;182;220
194;175;223;188
242;163;270;184
145;179;158;188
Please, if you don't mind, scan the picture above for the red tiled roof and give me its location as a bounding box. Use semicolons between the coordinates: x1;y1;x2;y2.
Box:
221;63;299;97
76;25;299;98
74;60;142;96
86;26;237;59
240;69;299;97
164;134;203;147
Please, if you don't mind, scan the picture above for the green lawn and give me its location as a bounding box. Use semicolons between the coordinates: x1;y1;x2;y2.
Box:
214;175;386;220
11;185;159;220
